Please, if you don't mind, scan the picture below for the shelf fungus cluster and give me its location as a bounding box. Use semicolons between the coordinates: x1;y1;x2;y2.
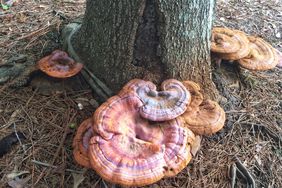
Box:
211;27;282;70
73;79;226;187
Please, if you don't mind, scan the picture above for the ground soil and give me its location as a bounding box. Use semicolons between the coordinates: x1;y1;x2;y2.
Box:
0;0;281;188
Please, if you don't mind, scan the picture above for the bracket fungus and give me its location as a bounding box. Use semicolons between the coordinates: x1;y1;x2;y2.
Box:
211;27;241;54
182;81;203;110
181;81;226;135
72;118;93;168
211;27;280;71
211;28;250;60
238;36;278;71
73;79;227;186
119;79;190;121
181;99;226;136
89;93;195;186
37;50;83;78
118;79;156;96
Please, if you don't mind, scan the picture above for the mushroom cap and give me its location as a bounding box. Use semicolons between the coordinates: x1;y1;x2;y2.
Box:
211;27;248;54
181;99;226;135
72;118;93;168
90;94;194;186
118;79;156;97
238;36;278;70
211;28;250;60
182;81;203;110
119;79;191;121
37;50;83;78
219;30;250;60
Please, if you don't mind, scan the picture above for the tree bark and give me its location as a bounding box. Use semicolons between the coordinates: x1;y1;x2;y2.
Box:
73;0;218;99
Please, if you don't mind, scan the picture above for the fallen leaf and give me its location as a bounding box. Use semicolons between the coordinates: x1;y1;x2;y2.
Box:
72;172;85;188
191;135;202;157
8;176;30;188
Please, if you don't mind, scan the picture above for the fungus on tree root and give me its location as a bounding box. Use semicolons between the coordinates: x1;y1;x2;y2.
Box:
37;50;83;78
73;79;226;186
238;36;278;70
90;93;195;186
182;81;203;110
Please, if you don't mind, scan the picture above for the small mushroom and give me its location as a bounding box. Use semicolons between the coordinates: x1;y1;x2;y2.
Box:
118;79;191;121
238;36;278;71
37;50;83;78
72;118;93;168
181;100;226;135
90;93;195;186
211;28;250;60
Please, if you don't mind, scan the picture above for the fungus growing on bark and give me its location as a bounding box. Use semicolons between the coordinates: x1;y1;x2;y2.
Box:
182;81;203;110
119;79;190;121
72;118;93;168
238;36;278;70
180;99;225;135
118;79;156;96
211;28;250;60
37;50;83;78
90;93;195;186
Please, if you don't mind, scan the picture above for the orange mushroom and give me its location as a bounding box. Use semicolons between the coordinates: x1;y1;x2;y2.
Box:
72;118;93;168
238;36;278;70
211;28;250;61
181;99;226;135
90;93;195;186
211;27;242;54
182;81;203;110
37;50;83;78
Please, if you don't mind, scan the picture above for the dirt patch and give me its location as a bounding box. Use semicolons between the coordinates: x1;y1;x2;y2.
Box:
0;0;281;188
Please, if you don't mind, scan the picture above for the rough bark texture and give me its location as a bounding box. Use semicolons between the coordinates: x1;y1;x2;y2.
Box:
73;0;217;99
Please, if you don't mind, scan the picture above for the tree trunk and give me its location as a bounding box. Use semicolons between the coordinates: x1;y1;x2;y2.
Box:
73;0;218;99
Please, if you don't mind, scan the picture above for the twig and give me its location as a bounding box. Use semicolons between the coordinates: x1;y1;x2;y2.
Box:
13;123;26;154
0;109;22;130
31;160;84;174
50;111;77;166
34;111;77;185
234;157;256;188
15;25;50;41
63;22;113;100
229;163;236;188
245;122;281;144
